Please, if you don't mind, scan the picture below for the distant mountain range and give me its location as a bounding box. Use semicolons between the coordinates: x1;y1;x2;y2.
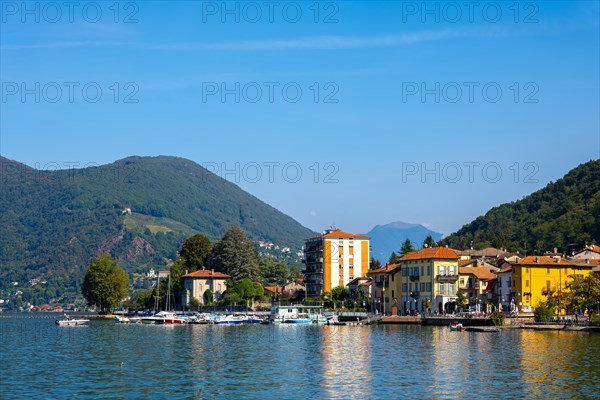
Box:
0;155;315;303
366;222;442;263
442;160;600;253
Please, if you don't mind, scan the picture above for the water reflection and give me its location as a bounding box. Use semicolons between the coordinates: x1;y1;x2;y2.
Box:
320;326;372;398
1;315;599;399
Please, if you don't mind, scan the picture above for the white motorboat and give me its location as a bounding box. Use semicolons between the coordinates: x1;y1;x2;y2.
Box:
55;314;90;326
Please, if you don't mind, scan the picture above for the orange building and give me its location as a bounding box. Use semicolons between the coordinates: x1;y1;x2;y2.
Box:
303;229;370;296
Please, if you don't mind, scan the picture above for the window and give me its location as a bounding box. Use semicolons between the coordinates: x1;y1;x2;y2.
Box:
420;283;425;291
391;274;394;282
547;267;550;274
409;283;412;291
546;280;551;290
392;290;395;298
525;267;528;273
349;275;354;280
421;266;424;276
427;266;431;275
427;282;432;291
526;280;529;288
438;266;444;274
402;283;407;291
449;266;455;275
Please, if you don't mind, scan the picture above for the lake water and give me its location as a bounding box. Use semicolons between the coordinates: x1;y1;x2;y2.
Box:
1;314;599;399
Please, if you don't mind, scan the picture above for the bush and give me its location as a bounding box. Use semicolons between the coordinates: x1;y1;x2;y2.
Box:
591;313;600;326
490;311;504;326
534;304;555;322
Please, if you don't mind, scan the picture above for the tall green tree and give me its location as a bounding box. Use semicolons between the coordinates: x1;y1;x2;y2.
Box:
399;238;415;257
206;227;260;282
546;274;600;313
388;251;401;264
81;253;129;313
331;285;349;301
260;258;290;286
169;258;187;307
289;266;301;279
423;235;436;248
179;234;212;270
456;290;468;310
370;257;382;270
222;278;264;305
203;288;214;304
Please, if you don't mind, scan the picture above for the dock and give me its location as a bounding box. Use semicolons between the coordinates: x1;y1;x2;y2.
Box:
378;315;423;324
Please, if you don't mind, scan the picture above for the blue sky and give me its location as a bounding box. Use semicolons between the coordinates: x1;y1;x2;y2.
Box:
1;1;599;236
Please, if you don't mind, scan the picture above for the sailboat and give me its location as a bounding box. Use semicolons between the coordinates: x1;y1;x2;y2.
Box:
141;272;187;325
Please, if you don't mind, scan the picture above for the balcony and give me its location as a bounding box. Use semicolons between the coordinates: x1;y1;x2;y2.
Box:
437;274;459;283
409;275;420;282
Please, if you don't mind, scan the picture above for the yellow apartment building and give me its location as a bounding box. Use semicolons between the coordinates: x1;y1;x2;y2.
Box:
398;247;459;315
303;229;370;296
512;256;595;312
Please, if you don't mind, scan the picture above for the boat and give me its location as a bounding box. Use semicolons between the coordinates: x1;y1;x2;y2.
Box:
270;305;326;324
140;273;187;324
114;315;131;323
215;315;244;325
243;315;264;324
450;322;463;331
141;311;187;325
55;314;90;326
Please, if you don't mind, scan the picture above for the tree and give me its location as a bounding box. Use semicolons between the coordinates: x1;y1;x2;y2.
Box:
189;297;200;308
289;266;301;279
456;290;468;310
370;257;381;270
169;258;187;307
260;258;290;286
203;288;214;304
206;227;260;282
388;252;401;264
331;285;349;301
399;238;415;257
534;304;555;322
81;253;129;313
564;274;600;312
179;234;212;270
423;235;436;248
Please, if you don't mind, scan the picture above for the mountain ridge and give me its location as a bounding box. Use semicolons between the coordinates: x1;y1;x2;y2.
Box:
442;159;600;253
0;155;316;304
366;221;442;262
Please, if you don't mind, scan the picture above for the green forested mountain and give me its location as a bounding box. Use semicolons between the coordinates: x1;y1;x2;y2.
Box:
0;155;314;305
442;160;600;254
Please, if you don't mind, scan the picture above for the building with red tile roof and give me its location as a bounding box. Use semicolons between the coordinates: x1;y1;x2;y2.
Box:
182;269;230;306
512;256;594;312
303;229;370;296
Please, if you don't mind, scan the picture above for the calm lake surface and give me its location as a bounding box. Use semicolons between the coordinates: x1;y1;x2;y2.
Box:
1;314;599;399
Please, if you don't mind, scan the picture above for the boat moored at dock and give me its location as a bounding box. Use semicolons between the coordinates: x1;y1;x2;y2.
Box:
270;305;326;324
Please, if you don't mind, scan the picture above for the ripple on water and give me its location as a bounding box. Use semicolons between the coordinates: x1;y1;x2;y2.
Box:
1;315;599;399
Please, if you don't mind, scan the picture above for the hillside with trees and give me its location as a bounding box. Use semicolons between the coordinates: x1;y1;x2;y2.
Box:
442;160;600;253
0;155;314;306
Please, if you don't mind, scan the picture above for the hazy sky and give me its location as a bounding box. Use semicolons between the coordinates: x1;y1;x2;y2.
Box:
1;1;598;236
